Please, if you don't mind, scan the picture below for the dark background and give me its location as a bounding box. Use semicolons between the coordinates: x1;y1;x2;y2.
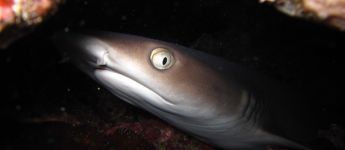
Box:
1;0;344;149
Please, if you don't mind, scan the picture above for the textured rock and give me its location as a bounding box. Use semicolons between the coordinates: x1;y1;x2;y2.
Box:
261;0;345;31
0;0;62;48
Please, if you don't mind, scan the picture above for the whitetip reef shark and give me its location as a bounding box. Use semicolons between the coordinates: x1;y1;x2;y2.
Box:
54;31;317;150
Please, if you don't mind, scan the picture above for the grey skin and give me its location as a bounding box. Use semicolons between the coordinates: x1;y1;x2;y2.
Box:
54;31;314;150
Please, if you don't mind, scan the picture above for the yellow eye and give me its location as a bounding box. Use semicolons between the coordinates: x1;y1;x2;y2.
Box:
150;48;175;70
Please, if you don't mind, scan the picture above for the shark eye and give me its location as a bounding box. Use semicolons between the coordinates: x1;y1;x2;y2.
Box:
150;48;175;70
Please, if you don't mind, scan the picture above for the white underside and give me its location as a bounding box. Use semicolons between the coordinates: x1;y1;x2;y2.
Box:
93;69;175;108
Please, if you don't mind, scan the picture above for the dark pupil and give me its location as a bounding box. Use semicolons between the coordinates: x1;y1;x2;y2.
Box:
162;57;168;65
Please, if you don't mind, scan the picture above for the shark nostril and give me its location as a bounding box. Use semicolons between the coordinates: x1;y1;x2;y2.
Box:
96;51;109;66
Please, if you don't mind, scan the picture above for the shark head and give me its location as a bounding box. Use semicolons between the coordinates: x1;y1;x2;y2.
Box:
53;31;245;121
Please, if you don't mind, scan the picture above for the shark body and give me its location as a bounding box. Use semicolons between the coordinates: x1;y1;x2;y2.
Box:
54;31;314;150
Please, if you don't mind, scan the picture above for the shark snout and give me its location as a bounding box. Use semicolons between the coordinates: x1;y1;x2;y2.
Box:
53;32;111;68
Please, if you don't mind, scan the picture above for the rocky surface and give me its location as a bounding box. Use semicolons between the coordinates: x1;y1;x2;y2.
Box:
261;0;345;31
0;0;62;48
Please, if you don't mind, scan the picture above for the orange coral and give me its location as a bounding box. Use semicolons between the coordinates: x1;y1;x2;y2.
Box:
0;0;61;31
261;0;345;31
0;0;62;48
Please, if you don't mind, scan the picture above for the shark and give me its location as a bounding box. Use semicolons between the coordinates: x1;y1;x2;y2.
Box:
54;31;316;150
